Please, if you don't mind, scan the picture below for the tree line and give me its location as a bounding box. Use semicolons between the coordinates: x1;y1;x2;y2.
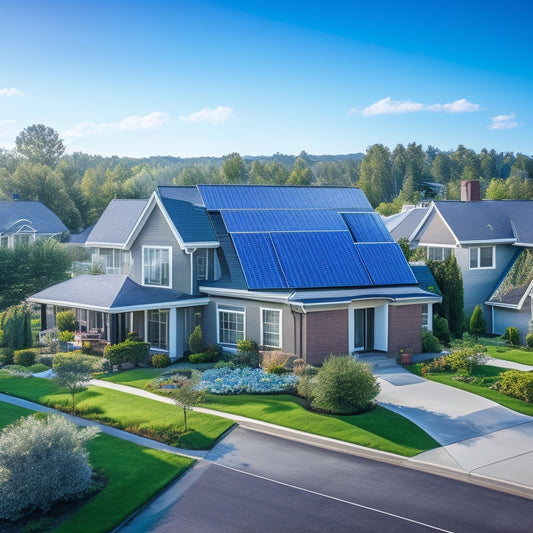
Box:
1;125;532;233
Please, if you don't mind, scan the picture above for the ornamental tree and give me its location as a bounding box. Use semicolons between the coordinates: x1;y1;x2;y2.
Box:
53;352;95;411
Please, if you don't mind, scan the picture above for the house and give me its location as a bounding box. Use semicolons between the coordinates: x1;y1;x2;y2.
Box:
409;180;533;342
383;205;429;243
29;185;440;363
0;200;68;248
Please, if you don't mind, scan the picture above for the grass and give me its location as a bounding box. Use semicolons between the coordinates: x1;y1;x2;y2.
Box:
0;401;194;533
0;373;234;449
409;363;533;417
204;394;439;456
484;344;533;366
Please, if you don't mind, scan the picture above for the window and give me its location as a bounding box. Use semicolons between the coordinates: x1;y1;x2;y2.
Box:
218;307;245;345
421;304;429;330
197;249;207;280
261;308;281;348
427;247;452;261
469;246;494;269
143;247;170;287
148;309;169;350
0;236;7;248
13;233;32;247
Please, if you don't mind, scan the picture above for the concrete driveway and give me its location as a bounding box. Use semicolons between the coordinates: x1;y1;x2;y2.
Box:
376;366;533;491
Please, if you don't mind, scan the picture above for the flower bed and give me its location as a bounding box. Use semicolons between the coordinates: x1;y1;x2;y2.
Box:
199;367;297;395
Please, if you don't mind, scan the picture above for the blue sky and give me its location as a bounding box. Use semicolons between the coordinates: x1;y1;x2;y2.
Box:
1;0;531;157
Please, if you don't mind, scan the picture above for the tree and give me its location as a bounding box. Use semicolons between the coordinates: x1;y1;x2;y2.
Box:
222;153;248;183
188;325;204;354
358;144;393;206
15;124;65;168
485;178;508;200
398;237;415;262
53;353;95;411
469;305;487;340
0;414;98;521
310;355;380;414
170;370;205;431
287;156;313;186
0;303;32;350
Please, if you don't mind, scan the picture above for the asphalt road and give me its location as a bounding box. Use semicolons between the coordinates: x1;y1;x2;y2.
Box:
120;427;533;533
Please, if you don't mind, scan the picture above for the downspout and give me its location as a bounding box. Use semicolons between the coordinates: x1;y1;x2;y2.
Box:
185;248;197;295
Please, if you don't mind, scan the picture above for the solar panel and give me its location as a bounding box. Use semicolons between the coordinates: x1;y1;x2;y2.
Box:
342;212;393;243
231;233;288;289
355;243;417;285
198;185;372;210
271;231;373;288
221;209;347;232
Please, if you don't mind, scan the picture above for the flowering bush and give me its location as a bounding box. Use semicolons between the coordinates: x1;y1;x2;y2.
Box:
199;367;297;395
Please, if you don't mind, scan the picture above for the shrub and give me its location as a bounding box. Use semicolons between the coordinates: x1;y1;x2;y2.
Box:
422;330;442;353
296;375;315;402
125;331;142;342
445;347;485;375
503;326;520;346
260;351;289;373
104;340;150;368
496;370;533;403
56;310;76;333
469;305;487;340
188;325;204;354
58;330;75;343
81;341;93;355
292;358;306;376
213;360;236;370
13;348;38;367
0;347;14;366
0;304;33;351
527;333;533;349
0;414;99;521
432;314;451;345
310;355;380;415
232;351;260;368
152;353;171;368
237;338;259;353
188;351;217;364
36;354;53;367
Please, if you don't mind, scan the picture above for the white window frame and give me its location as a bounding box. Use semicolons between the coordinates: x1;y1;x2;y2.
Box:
427;247;453;262
469;246;495;270
142;246;172;288
147;309;169;351
217;305;245;347
260;308;282;348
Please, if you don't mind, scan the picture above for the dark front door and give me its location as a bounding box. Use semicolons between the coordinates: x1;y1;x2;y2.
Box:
353;308;374;352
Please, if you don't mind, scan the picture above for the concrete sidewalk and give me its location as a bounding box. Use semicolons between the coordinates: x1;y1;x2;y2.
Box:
375;365;533;498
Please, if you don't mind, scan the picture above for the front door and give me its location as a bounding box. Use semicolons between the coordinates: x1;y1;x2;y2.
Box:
353;308;374;352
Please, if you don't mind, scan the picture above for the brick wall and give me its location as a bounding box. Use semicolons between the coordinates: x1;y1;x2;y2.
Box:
305;310;348;365
388;304;422;356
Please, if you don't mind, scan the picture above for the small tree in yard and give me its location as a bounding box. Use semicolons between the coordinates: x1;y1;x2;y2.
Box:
188;325;204;354
310;355;380;415
170;369;205;431
0;414;98;521
53;352;95;411
469;305;487;340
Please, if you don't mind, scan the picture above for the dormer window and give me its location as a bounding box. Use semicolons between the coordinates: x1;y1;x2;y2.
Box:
143;246;171;287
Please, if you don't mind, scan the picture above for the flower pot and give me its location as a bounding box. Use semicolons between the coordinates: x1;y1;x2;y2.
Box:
401;353;412;365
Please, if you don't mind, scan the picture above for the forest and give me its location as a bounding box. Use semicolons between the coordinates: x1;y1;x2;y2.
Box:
1;124;532;233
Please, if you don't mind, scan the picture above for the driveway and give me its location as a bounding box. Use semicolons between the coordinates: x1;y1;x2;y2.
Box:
376;366;533;491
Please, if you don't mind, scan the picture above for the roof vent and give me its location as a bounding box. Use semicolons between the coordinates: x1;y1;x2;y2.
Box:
461;180;481;202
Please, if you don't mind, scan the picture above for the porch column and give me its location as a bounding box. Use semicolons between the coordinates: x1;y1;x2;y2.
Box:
169;307;177;360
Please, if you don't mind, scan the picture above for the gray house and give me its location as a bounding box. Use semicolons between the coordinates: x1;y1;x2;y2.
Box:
29;185;440;363
0;200;68;248
409;182;533;342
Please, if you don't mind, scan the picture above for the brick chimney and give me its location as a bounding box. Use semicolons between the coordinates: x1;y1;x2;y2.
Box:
461;180;481;202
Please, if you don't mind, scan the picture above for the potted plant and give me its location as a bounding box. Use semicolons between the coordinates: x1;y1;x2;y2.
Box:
400;349;413;365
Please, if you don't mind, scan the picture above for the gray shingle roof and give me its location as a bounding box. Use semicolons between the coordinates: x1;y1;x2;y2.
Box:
28;275;204;310
0;201;67;234
86;199;147;246
383;207;429;241
433;200;533;244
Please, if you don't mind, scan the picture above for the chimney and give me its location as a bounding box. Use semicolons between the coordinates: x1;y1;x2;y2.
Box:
461;180;481;202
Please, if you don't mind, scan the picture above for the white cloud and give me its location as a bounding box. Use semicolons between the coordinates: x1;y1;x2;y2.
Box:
179;106;234;125
488;112;519;130
359;97;481;116
64;112;169;138
0;88;24;98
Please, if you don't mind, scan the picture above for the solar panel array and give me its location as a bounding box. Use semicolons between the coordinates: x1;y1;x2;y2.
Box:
198;185;417;290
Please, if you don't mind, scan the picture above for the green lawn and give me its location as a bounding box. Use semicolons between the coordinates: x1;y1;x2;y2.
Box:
204;394;439;457
409;364;533;417
0;401;194;533
0;373;233;449
484;345;533;366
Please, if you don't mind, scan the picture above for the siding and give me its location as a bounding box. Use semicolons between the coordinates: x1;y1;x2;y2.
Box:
492;304;532;344
130;205;192;294
387;304;422;356
418;210;456;246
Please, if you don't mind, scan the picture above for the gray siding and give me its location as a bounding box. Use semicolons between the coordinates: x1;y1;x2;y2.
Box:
492;303;532;344
418;211;456;246
130;205;192;294
457;244;517;316
202;296;295;354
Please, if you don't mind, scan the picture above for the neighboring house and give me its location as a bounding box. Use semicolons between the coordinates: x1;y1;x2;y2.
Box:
0;200;68;248
383;205;429;243
409;180;533;342
29;185;440;363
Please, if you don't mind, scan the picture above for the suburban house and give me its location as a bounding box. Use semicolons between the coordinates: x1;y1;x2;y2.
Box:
0;199;68;248
408;180;533;342
29;185;440;364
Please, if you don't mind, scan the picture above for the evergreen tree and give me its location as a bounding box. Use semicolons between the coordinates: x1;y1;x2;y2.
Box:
469;305;487;340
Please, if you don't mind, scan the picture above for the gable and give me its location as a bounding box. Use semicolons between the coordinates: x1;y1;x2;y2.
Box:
417;208;457;246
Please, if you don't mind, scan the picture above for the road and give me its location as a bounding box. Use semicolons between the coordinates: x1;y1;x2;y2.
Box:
120;427;533;533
